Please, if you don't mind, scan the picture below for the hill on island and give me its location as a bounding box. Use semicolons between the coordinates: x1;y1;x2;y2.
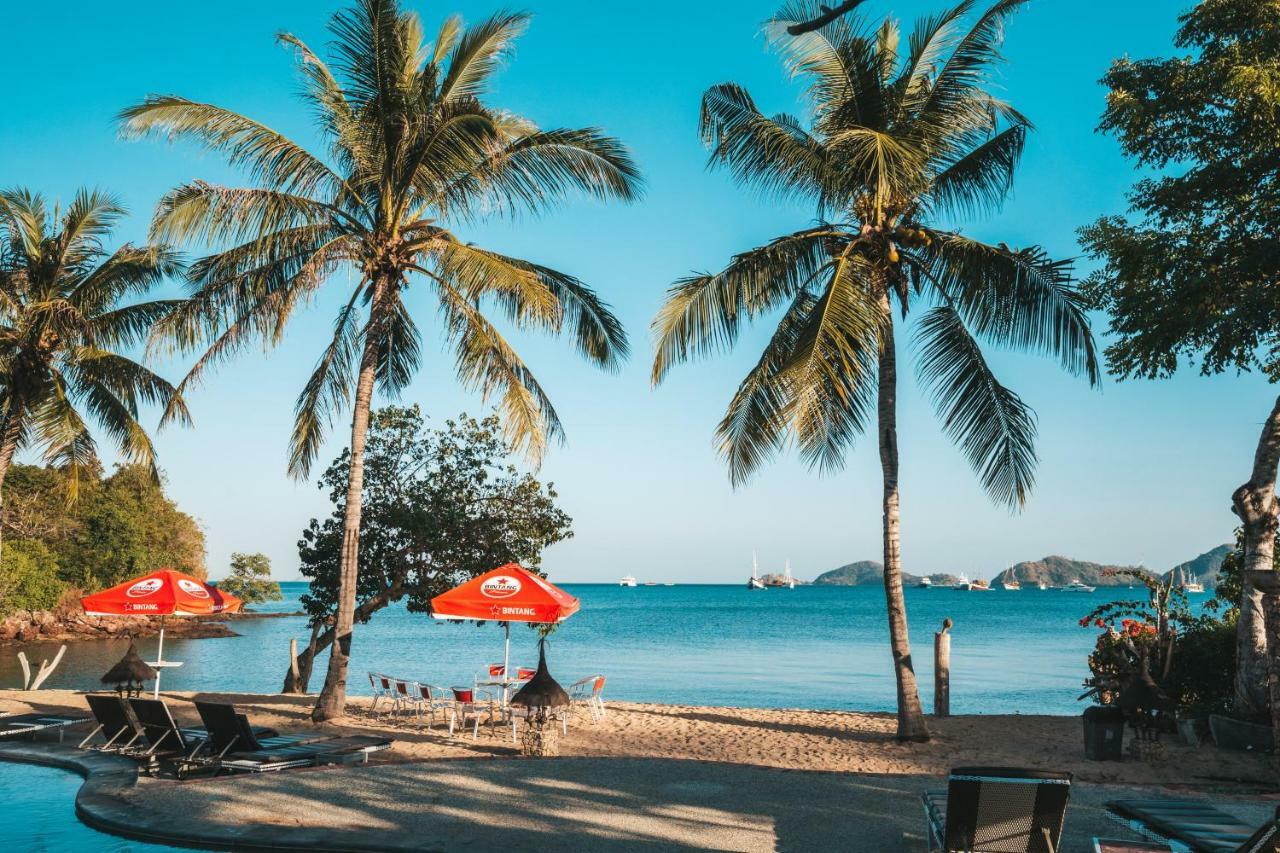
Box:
811;545;1233;588
811;561;958;587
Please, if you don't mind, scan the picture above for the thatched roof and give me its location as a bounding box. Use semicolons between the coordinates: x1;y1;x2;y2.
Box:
101;641;157;685
511;641;569;708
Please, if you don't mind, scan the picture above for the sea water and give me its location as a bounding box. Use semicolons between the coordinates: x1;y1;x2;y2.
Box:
1;582;1205;715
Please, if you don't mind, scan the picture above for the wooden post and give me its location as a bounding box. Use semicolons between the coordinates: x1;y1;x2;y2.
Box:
935;618;952;717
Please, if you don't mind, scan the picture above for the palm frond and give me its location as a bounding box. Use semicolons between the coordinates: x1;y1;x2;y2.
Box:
438;11;530;102
652;227;837;385
914;304;1037;508
288;286;364;479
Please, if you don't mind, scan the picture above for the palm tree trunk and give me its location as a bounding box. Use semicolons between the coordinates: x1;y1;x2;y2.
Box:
876;290;930;742
312;278;387;722
1231;393;1280;719
0;395;25;565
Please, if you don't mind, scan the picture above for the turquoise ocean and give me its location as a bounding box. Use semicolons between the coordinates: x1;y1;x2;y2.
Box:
1;581;1205;715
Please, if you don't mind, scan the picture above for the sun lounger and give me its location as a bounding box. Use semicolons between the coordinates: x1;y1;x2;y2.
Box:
80;694;147;752
192;699;391;773
0;713;88;743
217;734;393;773
127;697;215;774
194;700;325;754
1106;800;1280;853
922;766;1072;853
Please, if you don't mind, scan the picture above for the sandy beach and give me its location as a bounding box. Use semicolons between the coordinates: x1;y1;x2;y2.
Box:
3;688;1273;789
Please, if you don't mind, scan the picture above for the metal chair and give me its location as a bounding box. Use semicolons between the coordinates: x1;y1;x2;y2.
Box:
568;675;607;723
448;687;497;738
368;672;392;715
391;678;422;719
415;683;454;730
922;766;1072;853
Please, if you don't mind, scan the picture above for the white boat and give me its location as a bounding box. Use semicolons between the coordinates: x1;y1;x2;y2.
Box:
953;572;972;591
1037;581;1048;591
968;578;994;591
917;576;933;588
619;575;637;587
1062;579;1096;593
1001;580;1021;591
747;552;765;590
1179;568;1205;594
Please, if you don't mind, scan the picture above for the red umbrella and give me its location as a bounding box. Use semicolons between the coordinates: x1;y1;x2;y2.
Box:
431;563;578;679
81;568;242;697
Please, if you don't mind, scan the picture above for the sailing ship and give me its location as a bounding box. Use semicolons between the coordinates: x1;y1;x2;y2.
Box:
747;552;765;590
1178;568;1205;594
1001;580;1021;591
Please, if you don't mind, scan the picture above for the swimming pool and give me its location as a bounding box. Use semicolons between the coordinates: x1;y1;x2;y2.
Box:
0;761;175;851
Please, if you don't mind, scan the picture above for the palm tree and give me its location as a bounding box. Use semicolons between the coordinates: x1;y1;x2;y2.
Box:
652;0;1098;740
121;0;641;721
0;188;187;559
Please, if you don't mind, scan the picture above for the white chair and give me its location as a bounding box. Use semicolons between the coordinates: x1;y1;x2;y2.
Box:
568;675;607;722
448;687;497;739
415;682;453;730
368;672;393;716
391;678;422;719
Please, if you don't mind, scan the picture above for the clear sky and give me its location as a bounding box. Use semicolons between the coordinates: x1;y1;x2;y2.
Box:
0;0;1266;583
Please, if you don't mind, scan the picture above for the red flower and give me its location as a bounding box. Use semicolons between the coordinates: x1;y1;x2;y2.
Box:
1094;619;1106;628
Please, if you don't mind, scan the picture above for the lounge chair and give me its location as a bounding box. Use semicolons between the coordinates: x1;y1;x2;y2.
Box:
192;700;392;773
0;712;88;743
194;701;327;754
217;734;393;773
922;766;1072;853
128;697;217;774
414;683;454;731
80;694;146;752
1106;800;1280;853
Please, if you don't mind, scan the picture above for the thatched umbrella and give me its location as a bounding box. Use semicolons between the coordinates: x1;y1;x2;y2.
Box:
510;639;570;756
101;640;157;697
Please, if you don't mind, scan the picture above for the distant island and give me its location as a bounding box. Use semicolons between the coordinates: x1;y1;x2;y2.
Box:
809;545;1231;588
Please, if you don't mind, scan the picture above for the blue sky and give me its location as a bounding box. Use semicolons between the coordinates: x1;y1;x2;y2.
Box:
0;0;1267;583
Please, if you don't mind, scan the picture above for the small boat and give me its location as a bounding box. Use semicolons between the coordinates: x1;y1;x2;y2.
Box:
1001;580;1021;591
1037;582;1048;591
619;575;637;587
642;581;659;587
1062;579;1096;593
917;576;933;588
953;572;972;591
969;579;993;592
747;552;765;590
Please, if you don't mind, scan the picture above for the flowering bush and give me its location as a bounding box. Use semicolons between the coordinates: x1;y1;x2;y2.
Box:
1079;570;1181;706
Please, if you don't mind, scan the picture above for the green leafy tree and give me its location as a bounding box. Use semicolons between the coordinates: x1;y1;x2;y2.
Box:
218;552;283;605
0;539;66;615
284;406;572;692
0;189;187;561
122;0;640;720
652;0;1098;740
1079;0;1280;718
0;462;206;596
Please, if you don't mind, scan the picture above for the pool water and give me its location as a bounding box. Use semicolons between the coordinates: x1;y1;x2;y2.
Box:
0;762;174;851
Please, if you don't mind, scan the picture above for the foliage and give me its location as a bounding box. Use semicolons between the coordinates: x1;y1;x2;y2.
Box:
1203;527;1263;622
1079;0;1280;381
298;407;571;622
218;552;283;605
650;0;1098;502
1078;570;1181;705
1077;567;1238;716
0;462;206;613
0;189;186;497
123;0;641;477
0;539;66;614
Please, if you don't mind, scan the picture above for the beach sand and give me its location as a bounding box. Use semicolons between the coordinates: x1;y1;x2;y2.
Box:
2;688;1273;788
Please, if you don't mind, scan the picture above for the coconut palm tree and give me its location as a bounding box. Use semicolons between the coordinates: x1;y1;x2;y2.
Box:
652;0;1098;740
121;0;641;721
0;188;187;559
